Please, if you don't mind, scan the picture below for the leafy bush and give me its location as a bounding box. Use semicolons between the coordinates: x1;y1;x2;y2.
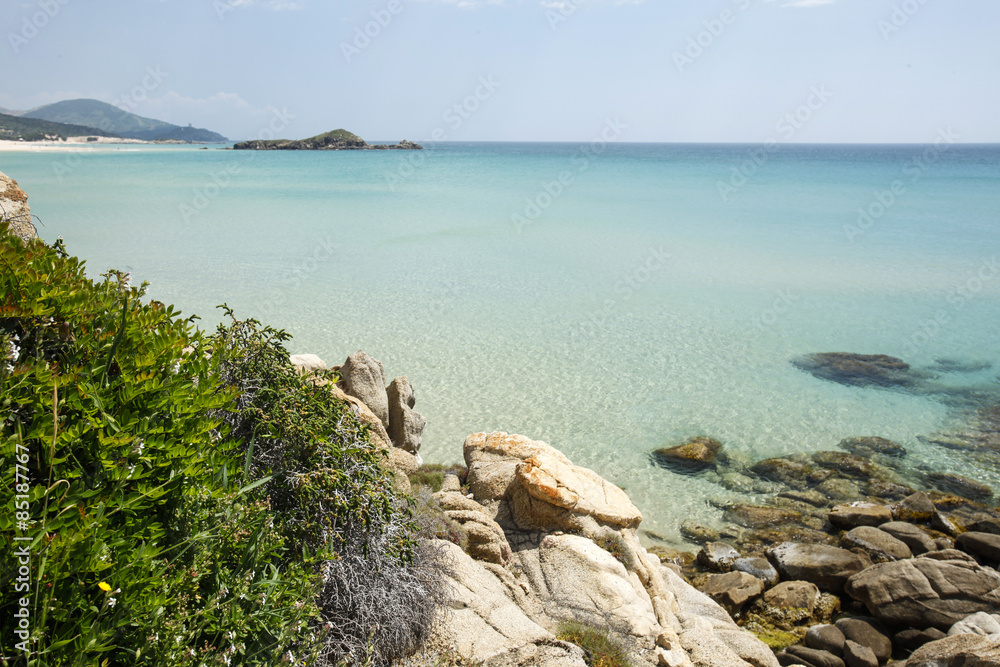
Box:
0;225;324;665
0;225;439;665
556;620;632;667
209;311;440;665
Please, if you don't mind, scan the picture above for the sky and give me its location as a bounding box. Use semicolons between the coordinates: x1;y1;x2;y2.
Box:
1;0;998;143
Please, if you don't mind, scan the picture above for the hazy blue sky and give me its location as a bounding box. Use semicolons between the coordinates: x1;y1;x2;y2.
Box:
1;0;997;142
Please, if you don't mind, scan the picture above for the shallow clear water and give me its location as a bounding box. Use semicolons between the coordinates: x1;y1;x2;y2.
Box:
5;142;1000;544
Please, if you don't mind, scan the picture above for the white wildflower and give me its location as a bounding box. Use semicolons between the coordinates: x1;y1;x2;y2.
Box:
107;597;116;608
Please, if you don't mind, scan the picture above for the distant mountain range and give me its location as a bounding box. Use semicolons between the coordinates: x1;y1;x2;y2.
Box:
0;99;227;142
0;112;118;142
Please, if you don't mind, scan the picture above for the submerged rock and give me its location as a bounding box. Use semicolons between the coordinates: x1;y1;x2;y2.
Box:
925;472;994;501
838;436;907;458
750;457;814;489
792;352;917;388
651;436;724;473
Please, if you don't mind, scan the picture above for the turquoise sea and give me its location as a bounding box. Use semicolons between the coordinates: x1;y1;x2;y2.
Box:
4;142;999;545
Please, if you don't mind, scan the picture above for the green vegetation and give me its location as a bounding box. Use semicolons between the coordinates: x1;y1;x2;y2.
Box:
593;529;635;570
23;99;227;142
408;462;468;493
0;224;436;665
0;112;117;142
556;620;632;667
232;129;367;151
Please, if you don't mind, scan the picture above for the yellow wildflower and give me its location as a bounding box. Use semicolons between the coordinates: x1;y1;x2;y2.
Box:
98;582;111;592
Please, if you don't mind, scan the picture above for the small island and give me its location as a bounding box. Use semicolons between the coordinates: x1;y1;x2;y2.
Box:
232;128;422;151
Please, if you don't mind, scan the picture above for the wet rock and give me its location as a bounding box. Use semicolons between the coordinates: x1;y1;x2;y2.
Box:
785;645;845;667
865;482;916;503
780;490;831;508
835;618;892;664
699;570;764;615
765;581;821;616
735;557;780;587
720;472;757;493
926;472;994;501
647;546;697;569
680;521;720;544
842;640;877;667
839;437;907;458
751;458;815;490
806;624;847;656
816;478;862;502
893;627;946;652
792;352;916;388
845;552;1000;630
841;526;913;562
878;522;937;555
829;503;893;529
652;436;724;472
767;543;870;593
812;451;890;483
698;542;741;572
725;504;804;529
893;492;936;523
956;532;1000;564
737;526;839;558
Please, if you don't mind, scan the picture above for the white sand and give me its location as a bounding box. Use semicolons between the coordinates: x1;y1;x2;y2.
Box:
0;137;161;152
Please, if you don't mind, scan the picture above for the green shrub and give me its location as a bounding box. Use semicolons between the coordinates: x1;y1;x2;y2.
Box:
408;463;468;493
0;224;323;665
556;620;632;667
210;311;440;665
0;224;439;665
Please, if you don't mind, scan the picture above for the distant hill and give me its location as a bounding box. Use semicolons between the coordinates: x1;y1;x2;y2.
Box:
23;99;227;142
233;129;421;151
0;112;118;141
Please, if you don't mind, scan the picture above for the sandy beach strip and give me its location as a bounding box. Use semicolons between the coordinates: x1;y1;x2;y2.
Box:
0;137;195;152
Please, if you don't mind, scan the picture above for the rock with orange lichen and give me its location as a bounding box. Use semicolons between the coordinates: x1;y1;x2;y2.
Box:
464;431;641;533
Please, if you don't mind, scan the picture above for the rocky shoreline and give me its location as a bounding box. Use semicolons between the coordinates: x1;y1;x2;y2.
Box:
289;346;1000;667
232;128;422;151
